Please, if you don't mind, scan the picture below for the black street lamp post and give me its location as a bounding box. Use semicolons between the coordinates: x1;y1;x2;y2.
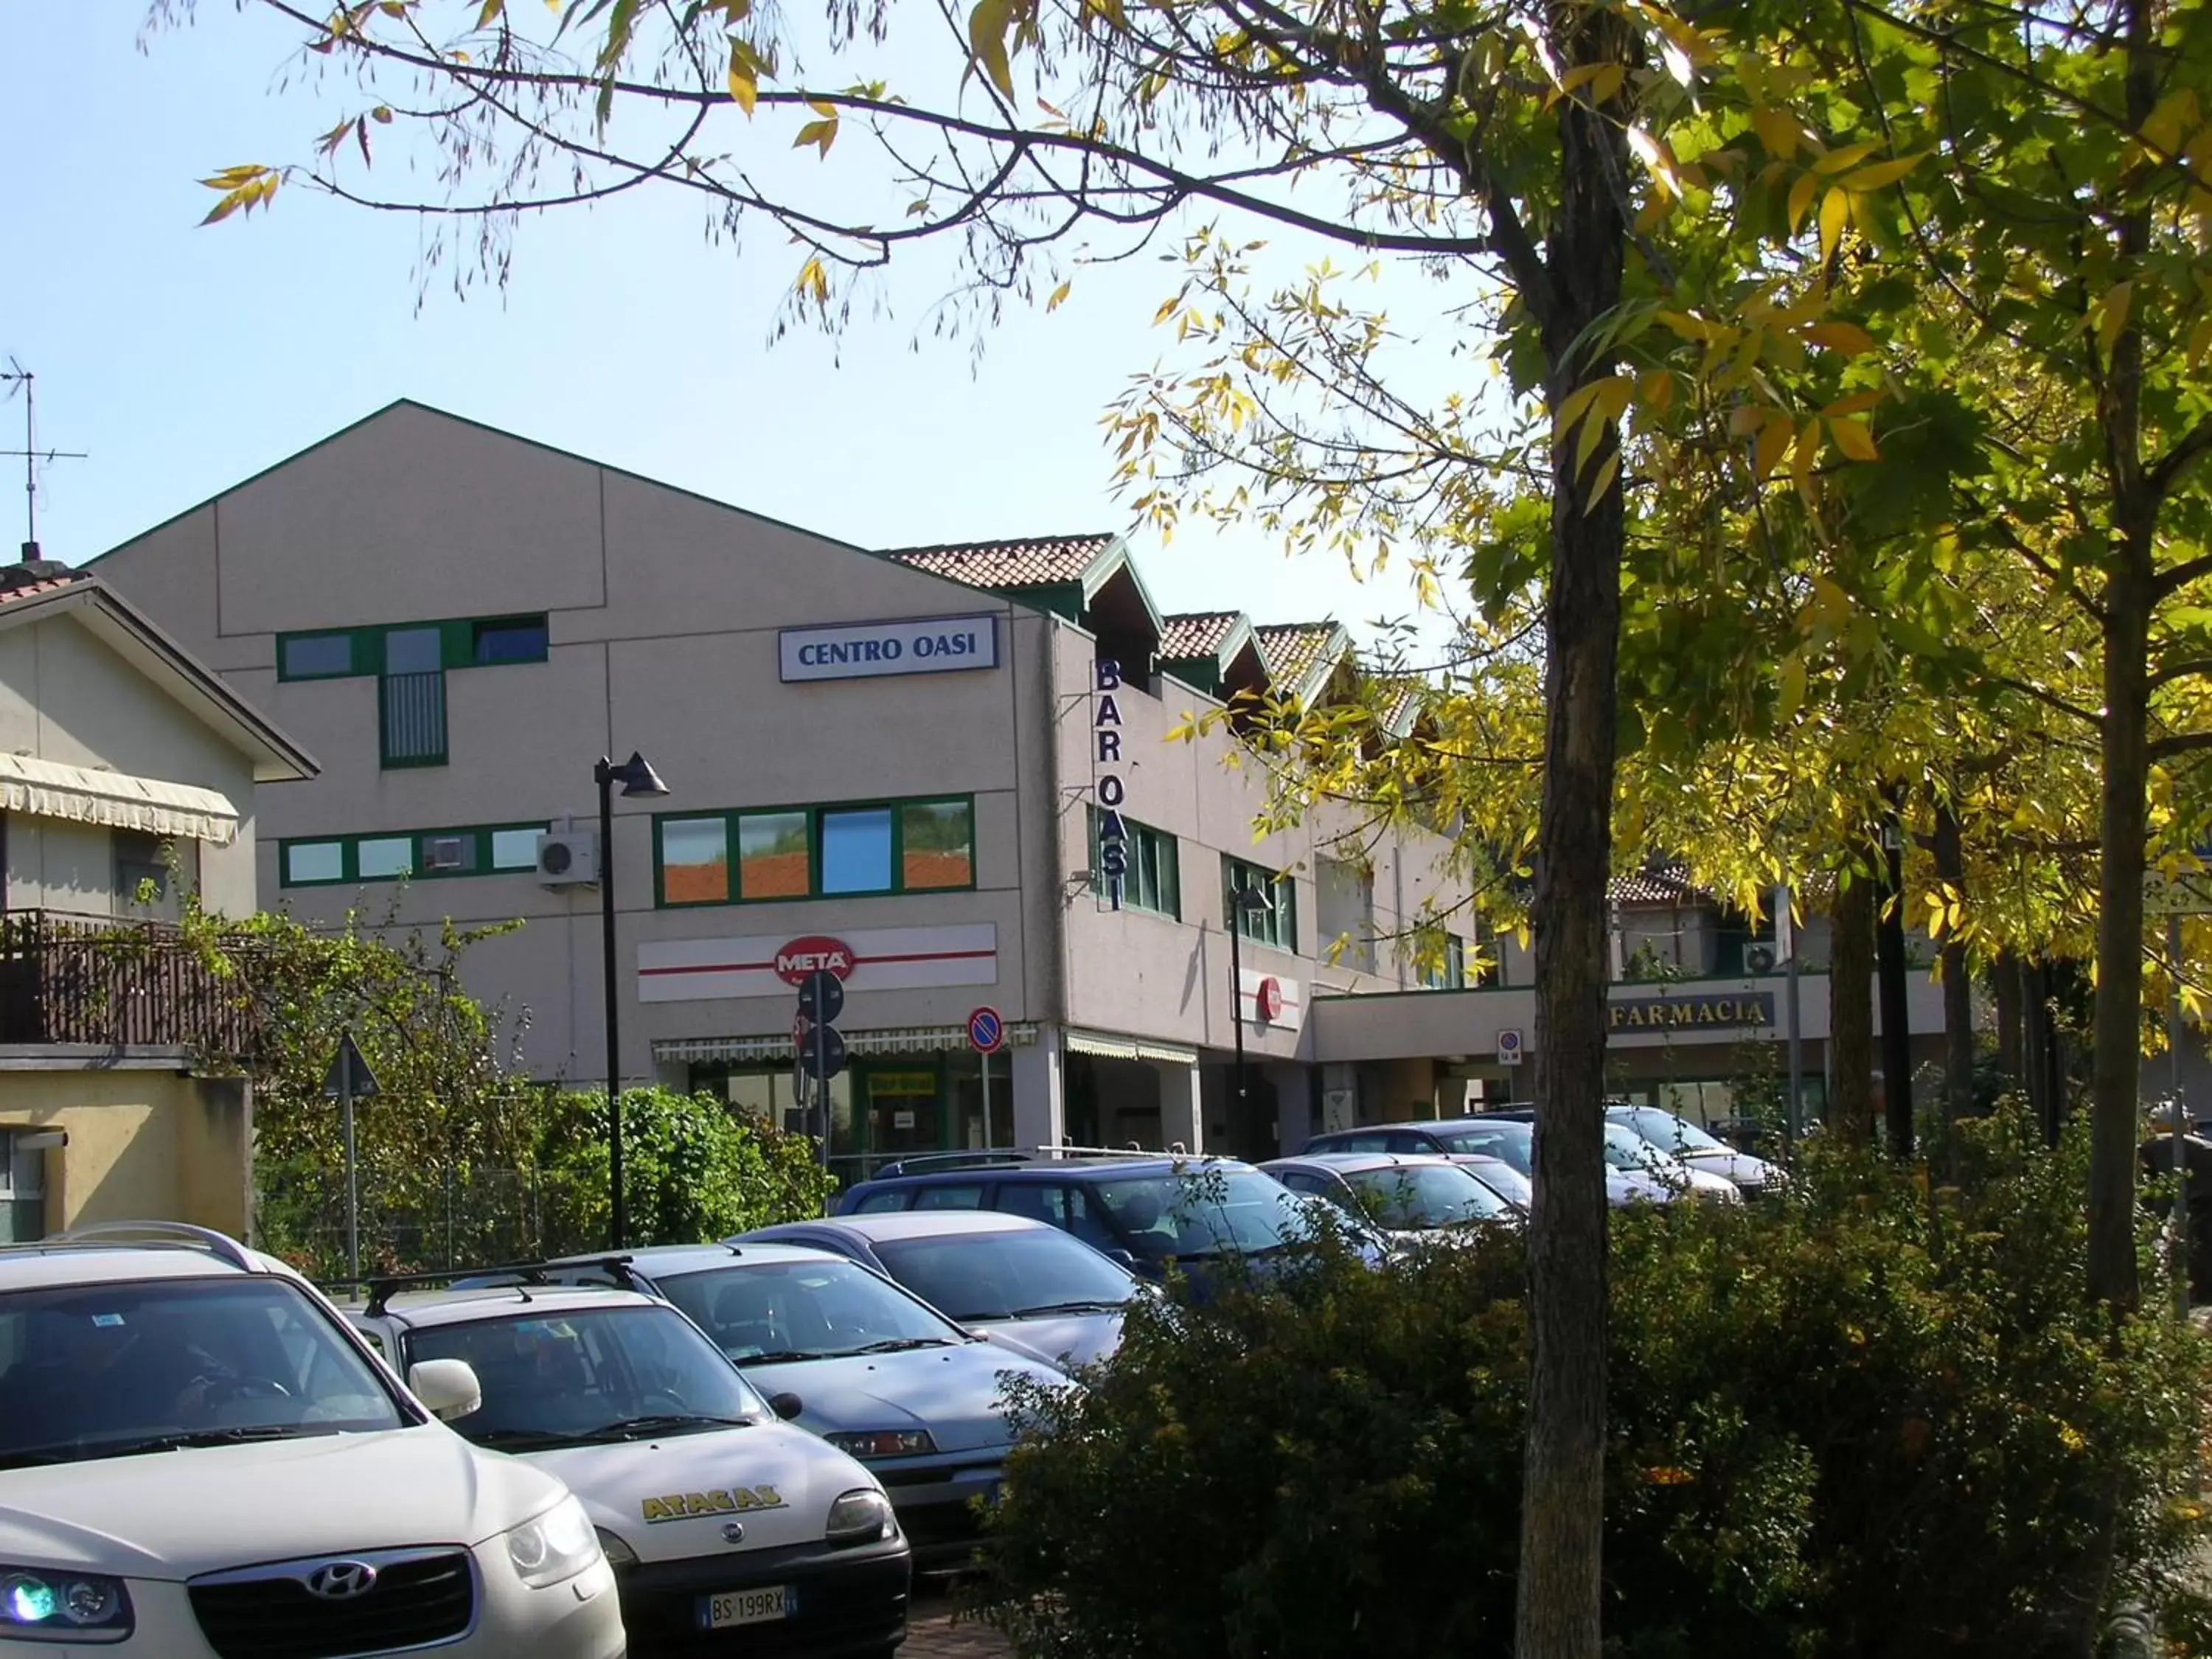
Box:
596;750;669;1251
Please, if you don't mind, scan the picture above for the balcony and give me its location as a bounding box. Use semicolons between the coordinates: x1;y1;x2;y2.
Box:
0;911;258;1057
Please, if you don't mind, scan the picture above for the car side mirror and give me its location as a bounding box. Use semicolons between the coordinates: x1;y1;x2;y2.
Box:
768;1391;804;1422
407;1358;483;1422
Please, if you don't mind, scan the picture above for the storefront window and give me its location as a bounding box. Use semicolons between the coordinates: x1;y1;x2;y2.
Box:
716;1068;854;1155
866;1070;941;1158
738;811;810;898
660;817;731;903
821;808;894;894
901;801;974;890
947;1051;1014;1150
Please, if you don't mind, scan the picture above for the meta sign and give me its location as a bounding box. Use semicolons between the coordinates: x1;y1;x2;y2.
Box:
1093;658;1130;909
780;613;1001;683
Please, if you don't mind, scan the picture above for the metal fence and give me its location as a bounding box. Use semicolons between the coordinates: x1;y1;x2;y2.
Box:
0;909;259;1053
254;1164;599;1284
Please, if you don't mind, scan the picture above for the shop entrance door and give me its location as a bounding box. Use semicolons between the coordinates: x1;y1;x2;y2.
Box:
865;1068;941;1158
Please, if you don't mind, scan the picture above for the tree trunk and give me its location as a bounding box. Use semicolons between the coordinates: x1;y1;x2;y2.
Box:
1931;801;1977;1133
1994;949;2025;1091
1829;867;1877;1147
1516;20;1629;1659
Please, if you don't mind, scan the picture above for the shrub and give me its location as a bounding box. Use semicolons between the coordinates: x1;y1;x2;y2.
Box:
970;1111;2212;1659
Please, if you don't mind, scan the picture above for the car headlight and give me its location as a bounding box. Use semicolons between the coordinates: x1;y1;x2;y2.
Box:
824;1488;897;1547
505;1495;602;1589
824;1429;938;1458
0;1568;132;1642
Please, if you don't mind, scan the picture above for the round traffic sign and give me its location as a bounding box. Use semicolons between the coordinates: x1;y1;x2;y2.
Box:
967;1006;1005;1054
798;970;845;1024
798;1026;848;1082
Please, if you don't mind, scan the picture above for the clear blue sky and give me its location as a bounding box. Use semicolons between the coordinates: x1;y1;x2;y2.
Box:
0;2;1440;647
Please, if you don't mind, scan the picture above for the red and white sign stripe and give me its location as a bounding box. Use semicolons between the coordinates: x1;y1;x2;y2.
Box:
638;923;998;1004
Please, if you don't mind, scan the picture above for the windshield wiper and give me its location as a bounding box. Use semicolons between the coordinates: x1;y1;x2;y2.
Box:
468;1427;591;1450
577;1414;753;1441
730;1350;821;1366
1004;1300;1127;1318
97;1425;306;1458
844;1338;956;1355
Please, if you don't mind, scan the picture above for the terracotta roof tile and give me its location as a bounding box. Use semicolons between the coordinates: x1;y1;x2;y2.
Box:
1609;863;1708;905
1159;611;1242;661
883;534;1116;590
1254;622;1343;686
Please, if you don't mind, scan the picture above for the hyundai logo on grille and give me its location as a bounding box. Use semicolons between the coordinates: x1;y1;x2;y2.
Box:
722;1523;746;1545
304;1561;379;1600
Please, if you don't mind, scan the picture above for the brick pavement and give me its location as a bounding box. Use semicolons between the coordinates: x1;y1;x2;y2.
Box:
903;1586;1013;1657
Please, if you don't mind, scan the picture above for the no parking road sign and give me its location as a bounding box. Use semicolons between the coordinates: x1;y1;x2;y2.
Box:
967;1006;1005;1054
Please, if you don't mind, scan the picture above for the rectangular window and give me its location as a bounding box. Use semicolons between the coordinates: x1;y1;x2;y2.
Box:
471;616;549;665
652;796;977;908
279;631;358;681
355;837;414;880
1223;856;1297;952
1422;934;1467;990
900;801;975;891
285;841;346;886
0;1133;45;1245
279;824;552;888
739;811;811;900
114;830;170;905
659;817;732;905
1089;810;1180;917
821;807;894;895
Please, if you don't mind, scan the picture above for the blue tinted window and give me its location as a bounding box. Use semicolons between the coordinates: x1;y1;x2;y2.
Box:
820;808;893;894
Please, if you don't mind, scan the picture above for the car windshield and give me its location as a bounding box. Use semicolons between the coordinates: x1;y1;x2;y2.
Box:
872;1231;1138;1323
404;1304;765;1448
1343;1164;1512;1230
1091;1169;1317;1259
1612;1107;1731;1155
1427;1121;1535;1174
0;1276;405;1469
1604;1123;1680;1172
1462;1159;1534;1207
660;1259;969;1365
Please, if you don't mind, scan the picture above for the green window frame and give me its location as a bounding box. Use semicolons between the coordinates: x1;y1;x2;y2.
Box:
653;796;978;908
275;614;552;682
1422;933;1468;990
279;822;550;888
1222;855;1297;953
1088;808;1180;918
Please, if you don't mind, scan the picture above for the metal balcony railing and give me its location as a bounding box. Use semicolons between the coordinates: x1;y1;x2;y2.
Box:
0;910;258;1055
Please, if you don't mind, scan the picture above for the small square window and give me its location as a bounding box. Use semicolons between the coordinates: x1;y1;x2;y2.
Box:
382;627;442;676
280;633;355;679
901;801;973;891
661;818;731;904
285;841;345;885
114;830;169;905
419;835;476;874
821;808;894;895
489;828;543;870
473;617;549;665
356;837;414;880
738;812;810;900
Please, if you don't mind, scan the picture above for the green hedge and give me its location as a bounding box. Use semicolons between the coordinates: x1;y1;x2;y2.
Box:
971;1112;2212;1658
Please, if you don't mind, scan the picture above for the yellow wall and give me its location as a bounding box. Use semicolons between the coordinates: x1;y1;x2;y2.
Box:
0;1071;250;1238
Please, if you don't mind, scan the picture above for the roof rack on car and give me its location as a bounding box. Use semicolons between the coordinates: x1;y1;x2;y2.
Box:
35;1220;260;1273
341;1253;643;1318
870;1142;1219;1179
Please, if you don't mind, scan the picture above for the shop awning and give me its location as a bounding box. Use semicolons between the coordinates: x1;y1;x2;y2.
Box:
0;754;239;847
1063;1027;1200;1067
655;1023;1037;1066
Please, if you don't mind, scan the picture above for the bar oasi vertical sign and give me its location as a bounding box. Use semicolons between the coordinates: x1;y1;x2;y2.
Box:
1094;658;1128;910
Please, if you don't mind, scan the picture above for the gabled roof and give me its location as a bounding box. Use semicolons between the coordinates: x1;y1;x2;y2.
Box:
0;566;317;783
1609;863;1708;906
883;531;1166;644
1158;609;1267;698
1255;621;1354;710
1158;611;1244;661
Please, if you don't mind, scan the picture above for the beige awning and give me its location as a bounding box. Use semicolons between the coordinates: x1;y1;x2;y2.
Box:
0;754;240;847
655;1023;1037;1066
1063;1027;1201;1067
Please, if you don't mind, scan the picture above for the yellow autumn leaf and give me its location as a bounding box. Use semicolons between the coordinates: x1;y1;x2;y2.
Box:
1753;410;1794;479
2096;279;2134;357
1812;139;1883;175
1829;416;1879;462
1787;169;1820;232
727;53;758;115
1778;653;1807;720
968;0;1017;100
1823;389;1884;417
1804;320;1877;355
1792;418;1823;508
1047;279;1072;312
1836;153;1924;192
1818;187;1850;262
1750;106;1798;157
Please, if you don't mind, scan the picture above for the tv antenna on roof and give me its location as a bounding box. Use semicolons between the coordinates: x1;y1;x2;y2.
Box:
0;362;88;562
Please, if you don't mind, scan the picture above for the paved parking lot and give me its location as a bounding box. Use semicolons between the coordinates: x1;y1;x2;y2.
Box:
905;1587;1012;1656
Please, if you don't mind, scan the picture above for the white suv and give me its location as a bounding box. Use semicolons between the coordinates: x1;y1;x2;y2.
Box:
0;1222;625;1658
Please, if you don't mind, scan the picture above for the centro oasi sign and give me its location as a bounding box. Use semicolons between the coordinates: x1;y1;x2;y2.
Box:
1093;658;1131;909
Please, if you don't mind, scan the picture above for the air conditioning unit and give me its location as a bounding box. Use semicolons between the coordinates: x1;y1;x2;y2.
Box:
1743;942;1781;975
421;836;470;872
535;830;599;886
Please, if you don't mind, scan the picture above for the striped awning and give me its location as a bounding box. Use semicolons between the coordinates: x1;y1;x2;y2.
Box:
0;754;239;846
654;1023;1037;1066
1063;1026;1200;1066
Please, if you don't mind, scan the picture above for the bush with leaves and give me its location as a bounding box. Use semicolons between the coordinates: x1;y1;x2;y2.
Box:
535;1086;835;1250
970;1112;2212;1659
